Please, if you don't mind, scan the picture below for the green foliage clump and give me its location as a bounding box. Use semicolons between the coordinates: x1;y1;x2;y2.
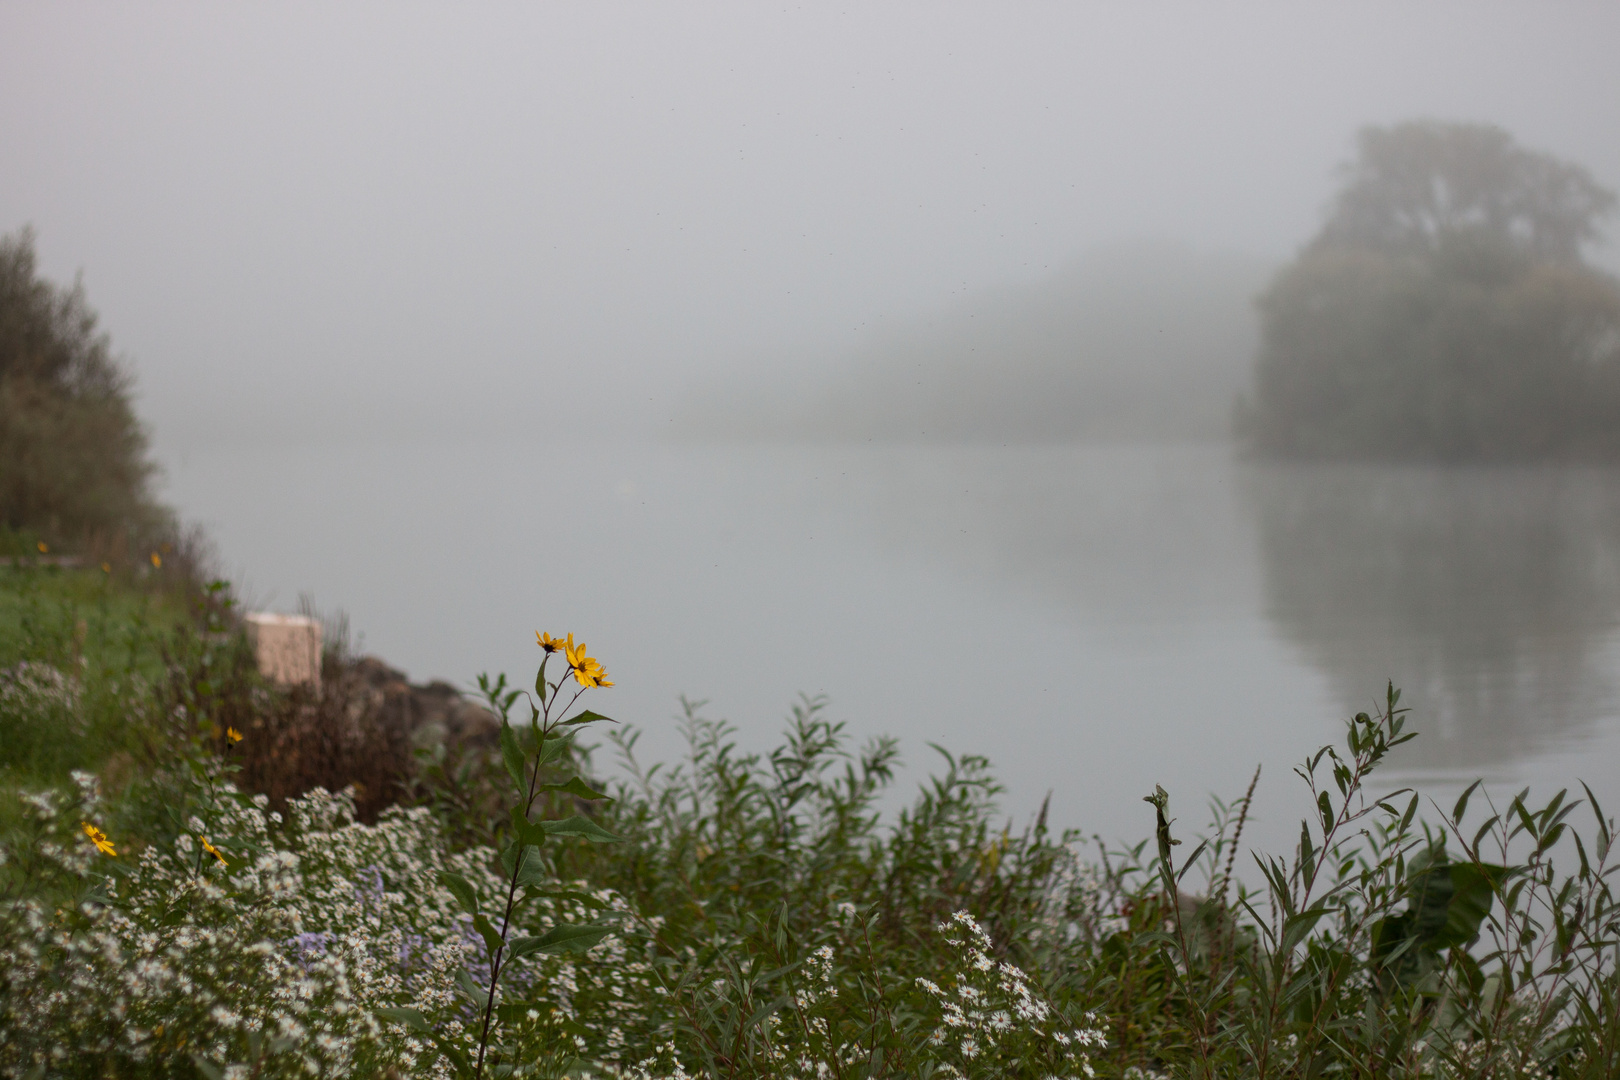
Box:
0;227;169;544
1244;121;1620;461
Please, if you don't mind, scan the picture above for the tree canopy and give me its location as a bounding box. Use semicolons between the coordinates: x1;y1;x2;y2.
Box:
0;228;167;541
1244;122;1620;461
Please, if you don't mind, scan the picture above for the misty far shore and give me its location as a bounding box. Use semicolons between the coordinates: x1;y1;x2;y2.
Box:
672;241;1273;445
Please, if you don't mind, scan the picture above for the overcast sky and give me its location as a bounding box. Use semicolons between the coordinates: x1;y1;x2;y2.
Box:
4;2;1618;452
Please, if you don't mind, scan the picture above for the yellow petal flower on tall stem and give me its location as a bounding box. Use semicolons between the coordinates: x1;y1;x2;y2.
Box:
199;836;228;867
81;822;116;856
537;631;567;654
225;727;243;743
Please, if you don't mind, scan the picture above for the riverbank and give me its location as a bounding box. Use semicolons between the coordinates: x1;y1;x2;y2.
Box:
2;563;1617;1077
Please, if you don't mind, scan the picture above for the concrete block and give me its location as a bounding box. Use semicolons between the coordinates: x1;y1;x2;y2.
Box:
244;613;322;689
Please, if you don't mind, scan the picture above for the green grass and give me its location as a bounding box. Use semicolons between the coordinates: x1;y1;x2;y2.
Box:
0;561;193;817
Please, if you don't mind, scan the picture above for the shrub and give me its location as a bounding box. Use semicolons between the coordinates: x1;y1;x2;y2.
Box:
0;228;170;544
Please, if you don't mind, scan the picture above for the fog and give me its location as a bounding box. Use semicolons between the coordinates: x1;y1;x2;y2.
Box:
677;242;1273;441
3;3;1618;454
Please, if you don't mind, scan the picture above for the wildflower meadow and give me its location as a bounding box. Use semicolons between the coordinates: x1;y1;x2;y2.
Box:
1;556;1617;1078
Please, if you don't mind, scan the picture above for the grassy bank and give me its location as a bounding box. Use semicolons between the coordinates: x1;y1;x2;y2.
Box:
0;555;196;799
1;567;1616;1078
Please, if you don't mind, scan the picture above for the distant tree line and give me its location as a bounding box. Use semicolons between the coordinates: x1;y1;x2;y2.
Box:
0;228;170;545
1242;121;1620;461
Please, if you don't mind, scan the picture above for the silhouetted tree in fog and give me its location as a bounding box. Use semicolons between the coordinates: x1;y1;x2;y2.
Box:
0;228;168;542
1244;121;1620;460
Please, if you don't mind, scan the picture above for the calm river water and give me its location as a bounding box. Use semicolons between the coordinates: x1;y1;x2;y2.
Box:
160;438;1620;858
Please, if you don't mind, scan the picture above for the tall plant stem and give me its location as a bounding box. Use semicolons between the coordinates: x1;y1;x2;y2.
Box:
472;683;583;1078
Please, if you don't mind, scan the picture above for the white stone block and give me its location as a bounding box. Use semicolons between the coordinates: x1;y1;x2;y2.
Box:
244;613;322;689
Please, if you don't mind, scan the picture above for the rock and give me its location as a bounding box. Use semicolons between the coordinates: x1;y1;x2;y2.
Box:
348;656;499;757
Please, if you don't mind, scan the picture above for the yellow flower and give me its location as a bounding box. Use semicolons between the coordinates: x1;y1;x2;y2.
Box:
537;631;567;654
199;836;228;867
150;552;162;568
564;637;613;688
81;822;116;856
37;541;48;554
575;665;612;689
225;727;243;744
101;562;112;574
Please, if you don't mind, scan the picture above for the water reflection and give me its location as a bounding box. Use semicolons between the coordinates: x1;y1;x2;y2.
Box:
820;446;1620;779
1245;463;1620;773
810;444;1255;628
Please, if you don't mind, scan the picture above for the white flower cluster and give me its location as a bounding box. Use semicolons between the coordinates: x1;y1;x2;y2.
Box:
0;660;77;705
680;908;1114;1080
0;660;81;733
916;911;1107;1080
0;780;502;1077
753;940;867;1080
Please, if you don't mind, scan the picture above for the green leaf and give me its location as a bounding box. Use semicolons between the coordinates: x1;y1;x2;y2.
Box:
1432;862;1509;950
456;966;490;1007
1176;839;1210;884
439;871;479;916
561;709;615;727
497;1001;538;1025
1299;821;1317;885
514;846;548;889
510;807;549;847
535;654;550;703
539;776;613;802
1132;929;1179;950
1453;779;1483;825
1400;792;1420;833
377;1006;433;1033
541;815;623;843
1281;908;1331;955
1580;781;1610;850
525;887;607;909
474;912;506;958
1373;855;1510;990
508;922;615;958
537;735;571;766
500;719;527;794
